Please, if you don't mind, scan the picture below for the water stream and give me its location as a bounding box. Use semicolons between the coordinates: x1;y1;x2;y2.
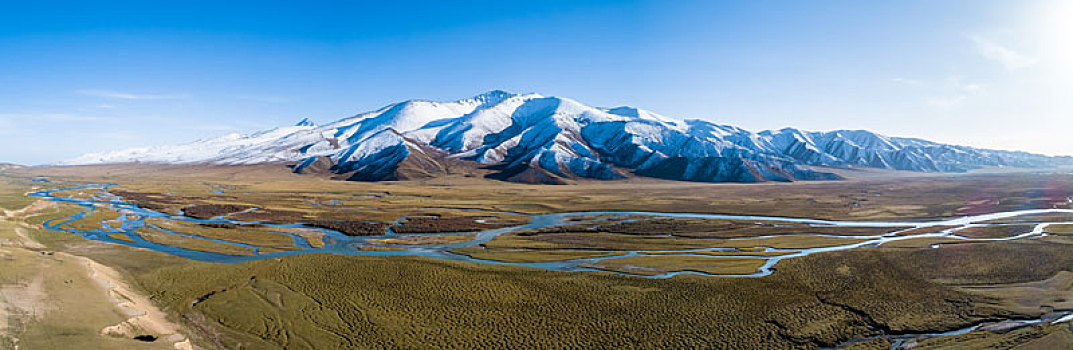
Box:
27;178;1073;279
26;178;1073;348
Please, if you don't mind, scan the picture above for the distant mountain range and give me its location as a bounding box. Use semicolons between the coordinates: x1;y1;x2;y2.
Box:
63;91;1070;184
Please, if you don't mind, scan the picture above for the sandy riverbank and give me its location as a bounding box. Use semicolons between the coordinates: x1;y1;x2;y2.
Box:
72;253;192;350
1;200;192;349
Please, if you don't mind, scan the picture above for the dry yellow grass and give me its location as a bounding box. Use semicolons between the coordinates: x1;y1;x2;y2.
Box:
484;232;868;251
370;234;476;245
1045;224;1073;235
880;237;968;248
15;164;1073;222
134;226;256;256
148;219;298;248
583;255;768;276
449;247;625;262
643;250;797;257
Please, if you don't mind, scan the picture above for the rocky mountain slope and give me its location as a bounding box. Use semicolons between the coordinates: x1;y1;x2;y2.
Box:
63;91;1068;183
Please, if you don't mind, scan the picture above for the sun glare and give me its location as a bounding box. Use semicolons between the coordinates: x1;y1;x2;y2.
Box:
1037;0;1073;74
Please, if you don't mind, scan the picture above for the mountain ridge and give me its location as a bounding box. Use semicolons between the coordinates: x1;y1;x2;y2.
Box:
62;91;1070;183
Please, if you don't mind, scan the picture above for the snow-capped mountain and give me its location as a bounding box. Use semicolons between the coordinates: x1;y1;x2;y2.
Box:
756;128;1060;172
63;91;1069;183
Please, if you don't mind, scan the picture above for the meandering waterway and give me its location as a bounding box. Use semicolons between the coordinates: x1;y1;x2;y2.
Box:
27;178;1073;279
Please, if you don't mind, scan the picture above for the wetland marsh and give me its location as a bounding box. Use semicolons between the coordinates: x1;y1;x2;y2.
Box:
8;166;1073;349
24;176;1073;279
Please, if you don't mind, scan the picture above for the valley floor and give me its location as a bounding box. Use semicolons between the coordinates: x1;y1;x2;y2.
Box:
5;165;1073;348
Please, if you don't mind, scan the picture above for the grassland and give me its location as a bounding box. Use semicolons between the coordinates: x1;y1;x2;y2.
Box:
0;176;184;349
448;247;626;262
960;271;1073;315
978;212;1073;224
54;208;122;231
643;250;797;257
879;237;970;248
955;224;1038;239
1046;224;1073;234
521;216;907;238
582;255;768;275
370;234;475;245
18;164;1073;223
149;219;299;248
120;242;1066;349
893;225;962;236
391;215;527;233
7;166;1073;348
135;225;257;256
483;231;869;251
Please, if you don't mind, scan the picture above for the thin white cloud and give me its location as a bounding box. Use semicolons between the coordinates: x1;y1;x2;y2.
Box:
77;89;189;100
926;95;967;110
961;83;985;95
971;36;1037;70
0;112;115;123
891;77;922;85
0;113;112;136
922;78;987;110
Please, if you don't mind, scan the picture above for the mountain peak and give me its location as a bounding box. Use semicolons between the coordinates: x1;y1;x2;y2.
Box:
467;90;518;106
295;118;317;127
60;91;1070;183
474;89;513;99
604;106;676;124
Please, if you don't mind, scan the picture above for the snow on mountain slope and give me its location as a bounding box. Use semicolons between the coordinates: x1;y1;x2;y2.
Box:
757;128;1062;172
65;123;325;165
63;91;1070;183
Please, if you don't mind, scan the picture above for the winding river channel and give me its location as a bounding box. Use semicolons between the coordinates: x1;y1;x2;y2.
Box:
26;178;1073;347
27;178;1073;279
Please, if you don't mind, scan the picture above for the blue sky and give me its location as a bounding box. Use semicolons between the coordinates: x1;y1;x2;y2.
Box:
1;0;1070;164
